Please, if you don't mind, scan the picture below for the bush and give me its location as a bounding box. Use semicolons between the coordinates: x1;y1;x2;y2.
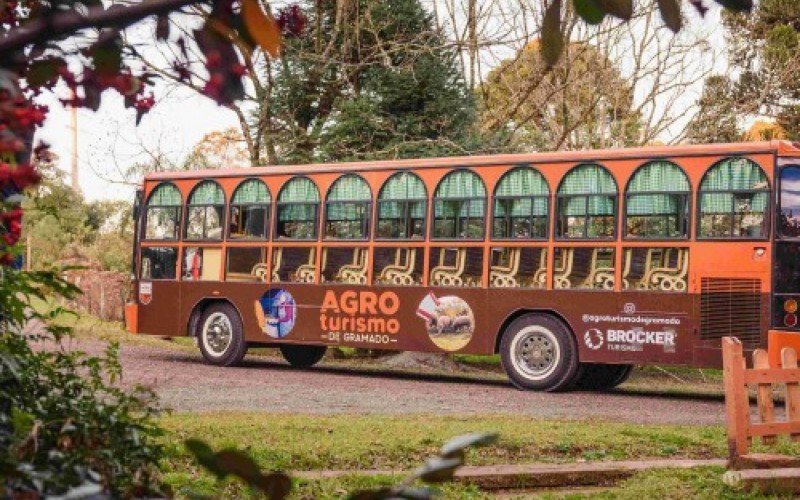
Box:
0;267;166;498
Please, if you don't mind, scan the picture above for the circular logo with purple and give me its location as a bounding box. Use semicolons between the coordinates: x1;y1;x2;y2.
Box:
255;288;296;338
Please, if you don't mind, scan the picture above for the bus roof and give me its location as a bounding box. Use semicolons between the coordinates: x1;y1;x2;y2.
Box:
144;140;800;182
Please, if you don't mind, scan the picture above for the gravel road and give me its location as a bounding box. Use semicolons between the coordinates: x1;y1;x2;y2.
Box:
55;338;726;425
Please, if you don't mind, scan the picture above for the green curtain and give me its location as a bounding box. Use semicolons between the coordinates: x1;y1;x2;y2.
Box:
731;192;768;212
628;161;689;193
562;196;613;216
189;181;224;205
435;170;486;198
558;164;616;195
627;194;680;215
495;167;549;196
148;183;181;206
435;199;484;217
701;158;768;191
327;202;366;220
379;200;424;219
279;177;320;202
494;198;547;217
328;174;371;201
380;172;426;200
279;204;315;221
232;179;270;204
701;193;731;213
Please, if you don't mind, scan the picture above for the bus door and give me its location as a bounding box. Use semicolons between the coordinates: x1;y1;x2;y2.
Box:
773;160;800;331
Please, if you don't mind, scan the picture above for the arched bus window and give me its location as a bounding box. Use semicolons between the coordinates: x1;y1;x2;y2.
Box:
698;157;769;239
143;182;182;240
557;163;617;239
185;180;225;240
229;178;270;239
492;166;549;239
276;176;319;240
324;174;371;239
376;171;426;239
432;169;486;240
625;161;690;239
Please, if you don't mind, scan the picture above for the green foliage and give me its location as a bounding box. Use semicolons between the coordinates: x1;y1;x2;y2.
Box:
183;431;496;500
0;267;165;497
685;76;742;144
22;160;133;271
267;0;488;164
688;0;800;142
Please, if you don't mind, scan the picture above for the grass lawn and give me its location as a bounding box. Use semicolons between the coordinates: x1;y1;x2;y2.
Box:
158;412;799;499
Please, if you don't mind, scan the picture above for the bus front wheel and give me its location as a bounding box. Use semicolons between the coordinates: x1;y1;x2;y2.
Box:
279;344;327;368
575;364;633;391
197;302;248;366
500;314;580;392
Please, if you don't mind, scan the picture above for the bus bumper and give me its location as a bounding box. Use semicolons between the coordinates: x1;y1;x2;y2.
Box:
768;330;800;367
124;302;139;334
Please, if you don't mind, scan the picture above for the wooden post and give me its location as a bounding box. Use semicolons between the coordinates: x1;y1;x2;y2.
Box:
753;349;776;445
783;347;800;443
722;337;750;463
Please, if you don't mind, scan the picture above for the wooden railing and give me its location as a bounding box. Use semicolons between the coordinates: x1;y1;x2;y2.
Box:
722;336;800;467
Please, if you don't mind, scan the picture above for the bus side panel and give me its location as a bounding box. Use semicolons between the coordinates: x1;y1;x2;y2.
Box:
178;282;697;366
135;281;183;336
179;282;492;353
484;288;695;366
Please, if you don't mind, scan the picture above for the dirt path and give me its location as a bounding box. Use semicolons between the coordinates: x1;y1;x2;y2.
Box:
51;337;727;425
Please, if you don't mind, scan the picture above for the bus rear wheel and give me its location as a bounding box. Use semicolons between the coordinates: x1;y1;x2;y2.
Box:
500;314;580;392
575;363;634;391
197;302;248;366
279;344;327;368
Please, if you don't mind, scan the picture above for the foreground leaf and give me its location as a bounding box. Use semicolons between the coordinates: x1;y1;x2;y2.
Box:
657;0;682;32
598;0;633;20
573;0;606;24
541;0;564;67
714;0;753;11
242;0;281;57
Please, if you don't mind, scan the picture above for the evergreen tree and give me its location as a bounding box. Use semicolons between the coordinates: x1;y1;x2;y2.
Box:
265;0;482;164
687;0;800;142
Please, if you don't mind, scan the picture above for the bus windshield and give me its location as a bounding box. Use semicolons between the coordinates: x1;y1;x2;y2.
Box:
779;165;800;238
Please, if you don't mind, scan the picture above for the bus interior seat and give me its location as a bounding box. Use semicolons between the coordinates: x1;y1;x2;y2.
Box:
430;247;466;286
553;248;574;289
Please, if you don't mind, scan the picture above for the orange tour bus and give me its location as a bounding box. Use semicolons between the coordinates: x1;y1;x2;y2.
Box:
125;141;800;391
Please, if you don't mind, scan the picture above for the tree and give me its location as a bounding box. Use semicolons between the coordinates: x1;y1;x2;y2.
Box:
132;0;487;167
687;0;800;142
448;0;715;150
479;40;640;151
684;75;741;144
280;0;480;163
184;127;250;168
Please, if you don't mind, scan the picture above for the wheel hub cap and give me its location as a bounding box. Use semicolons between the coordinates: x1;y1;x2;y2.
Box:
515;331;557;376
204;313;232;355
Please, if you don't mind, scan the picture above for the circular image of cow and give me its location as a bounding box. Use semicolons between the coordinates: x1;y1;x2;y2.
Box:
416;292;475;351
254;288;296;339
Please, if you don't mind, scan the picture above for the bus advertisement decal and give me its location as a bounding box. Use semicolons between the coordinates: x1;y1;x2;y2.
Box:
255;288;297;339
318;290;401;345
417;292;475;352
581;302;682;353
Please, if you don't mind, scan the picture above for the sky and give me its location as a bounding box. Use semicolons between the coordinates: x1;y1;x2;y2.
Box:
33;2;728;203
